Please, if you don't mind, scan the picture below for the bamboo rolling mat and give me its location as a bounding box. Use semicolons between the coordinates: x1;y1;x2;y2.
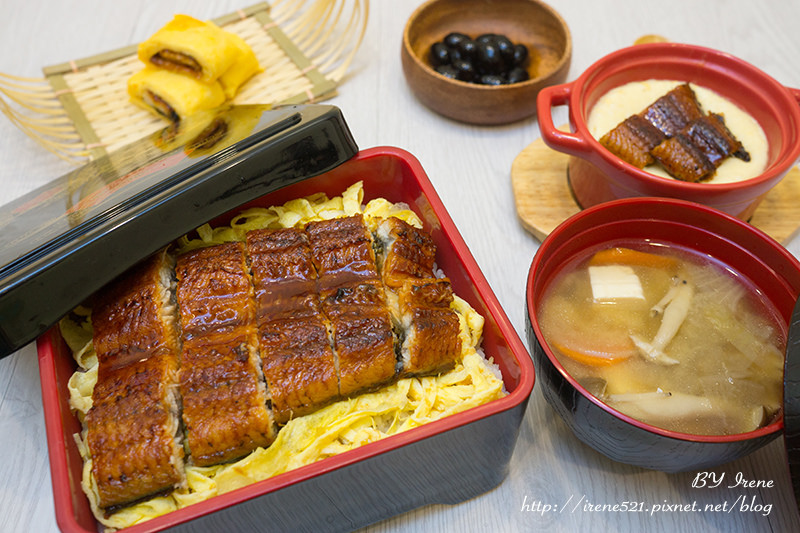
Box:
0;0;367;162
511;132;800;245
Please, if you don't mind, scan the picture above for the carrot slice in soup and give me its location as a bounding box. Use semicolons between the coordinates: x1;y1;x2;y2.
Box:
550;340;636;367
588;247;678;270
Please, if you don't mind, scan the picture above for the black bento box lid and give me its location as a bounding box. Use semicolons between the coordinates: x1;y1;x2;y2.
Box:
0;104;358;358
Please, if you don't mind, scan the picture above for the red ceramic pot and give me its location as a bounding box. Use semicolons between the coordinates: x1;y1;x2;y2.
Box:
526;197;800;472
537;43;800;220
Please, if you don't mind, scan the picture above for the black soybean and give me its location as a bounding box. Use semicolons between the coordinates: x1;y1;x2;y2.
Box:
458;38;479;62
443;32;470;49
429;31;530;85
507;67;529;84
513;44;529;67
435;64;460;80
480;74;506;86
452;59;476;82
476;42;504;75
494;35;515;66
430;42;451;67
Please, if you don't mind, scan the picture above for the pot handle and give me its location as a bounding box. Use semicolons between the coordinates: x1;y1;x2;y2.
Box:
536;82;590;157
789;87;800;105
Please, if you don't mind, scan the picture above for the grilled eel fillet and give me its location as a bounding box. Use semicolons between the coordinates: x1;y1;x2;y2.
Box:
396;279;462;376
598;114;665;168
640;83;705;137
175;242;276;467
247;228;339;424
651;112;751;182
600;83;704;168
85;215;463;508
306;215;398;397
87;250;185;510
600;83;750;181
377;217;462;377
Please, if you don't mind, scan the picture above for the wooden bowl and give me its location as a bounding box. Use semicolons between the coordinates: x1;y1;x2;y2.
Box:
401;0;572;125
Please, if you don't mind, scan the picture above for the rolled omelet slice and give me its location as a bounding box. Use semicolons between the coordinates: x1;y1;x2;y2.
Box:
220;32;262;99
128;66;225;121
138;14;240;84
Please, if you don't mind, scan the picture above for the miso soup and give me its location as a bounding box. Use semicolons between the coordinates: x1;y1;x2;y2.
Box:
537;242;784;436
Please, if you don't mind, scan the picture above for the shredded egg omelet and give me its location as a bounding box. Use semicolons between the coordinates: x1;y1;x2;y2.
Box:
63;181;506;530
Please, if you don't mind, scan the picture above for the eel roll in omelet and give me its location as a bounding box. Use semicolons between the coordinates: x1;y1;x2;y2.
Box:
139;14;241;84
218;31;262;99
128;66;225;121
132;14;260;122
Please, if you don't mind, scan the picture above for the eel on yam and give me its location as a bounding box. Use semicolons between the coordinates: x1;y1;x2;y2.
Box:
651;113;751;182
599;83;750;181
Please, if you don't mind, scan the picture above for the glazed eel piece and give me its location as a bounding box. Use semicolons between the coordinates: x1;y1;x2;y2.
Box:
83;214;461;510
175;241;276;467
376;217;462;377
600;83;704;168
306;215;398;397
87;249;185;511
246;228;340;424
600;83;750;181
640;83;705;137
598;114;665;168
650;112;751;182
149;49;202;78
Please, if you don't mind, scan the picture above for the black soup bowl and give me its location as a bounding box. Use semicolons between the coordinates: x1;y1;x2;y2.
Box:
525;197;800;472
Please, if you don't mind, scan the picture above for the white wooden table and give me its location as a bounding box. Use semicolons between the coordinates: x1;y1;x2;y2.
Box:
2;1;800;531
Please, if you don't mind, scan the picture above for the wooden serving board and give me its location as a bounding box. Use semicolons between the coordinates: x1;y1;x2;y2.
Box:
511;134;800;244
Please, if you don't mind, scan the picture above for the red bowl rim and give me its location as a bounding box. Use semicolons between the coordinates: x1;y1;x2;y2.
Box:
566;42;800;194
526;196;798;444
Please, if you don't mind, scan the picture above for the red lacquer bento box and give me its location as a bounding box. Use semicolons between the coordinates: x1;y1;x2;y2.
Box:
34;107;534;532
